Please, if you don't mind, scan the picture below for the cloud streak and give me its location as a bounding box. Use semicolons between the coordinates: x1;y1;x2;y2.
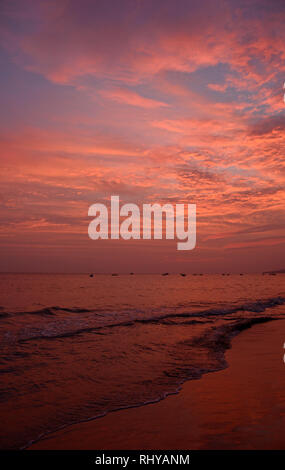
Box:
0;0;285;271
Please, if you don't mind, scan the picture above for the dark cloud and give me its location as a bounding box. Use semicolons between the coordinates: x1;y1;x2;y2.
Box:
248;116;285;136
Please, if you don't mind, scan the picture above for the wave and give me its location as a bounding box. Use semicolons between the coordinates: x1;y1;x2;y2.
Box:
21;315;281;451
13;306;92;317
3;295;284;319
162;316;278;384
190;316;275;352
12;295;285;343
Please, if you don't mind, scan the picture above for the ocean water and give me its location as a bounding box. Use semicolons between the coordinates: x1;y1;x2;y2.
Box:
0;273;284;449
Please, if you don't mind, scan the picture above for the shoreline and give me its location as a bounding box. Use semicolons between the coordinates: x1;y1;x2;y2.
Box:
28;319;285;450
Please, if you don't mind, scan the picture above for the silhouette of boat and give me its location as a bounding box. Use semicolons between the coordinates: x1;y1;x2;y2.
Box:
162;273;169;276
180;273;186;277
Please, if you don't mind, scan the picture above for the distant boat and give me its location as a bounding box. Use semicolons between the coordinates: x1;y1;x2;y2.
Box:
162;272;169;276
111;273;118;276
180;273;186;277
130;272;134;275
240;273;244;276
263;269;285;275
89;274;94;278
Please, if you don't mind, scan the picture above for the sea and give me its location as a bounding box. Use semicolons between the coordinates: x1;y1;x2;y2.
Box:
0;273;284;449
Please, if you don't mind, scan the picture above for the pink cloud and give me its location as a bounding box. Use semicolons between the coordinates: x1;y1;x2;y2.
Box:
101;88;169;108
0;0;285;271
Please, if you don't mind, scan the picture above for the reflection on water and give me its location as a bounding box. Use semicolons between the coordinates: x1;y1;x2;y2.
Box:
0;273;284;449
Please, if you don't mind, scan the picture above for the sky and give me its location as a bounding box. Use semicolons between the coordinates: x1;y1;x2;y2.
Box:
0;0;284;273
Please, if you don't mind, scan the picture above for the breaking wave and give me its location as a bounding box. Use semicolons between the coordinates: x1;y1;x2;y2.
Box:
3;296;284;343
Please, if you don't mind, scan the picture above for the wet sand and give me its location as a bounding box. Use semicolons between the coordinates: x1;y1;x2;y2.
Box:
29;320;285;450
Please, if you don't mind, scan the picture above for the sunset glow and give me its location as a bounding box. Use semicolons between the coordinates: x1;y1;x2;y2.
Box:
0;0;284;272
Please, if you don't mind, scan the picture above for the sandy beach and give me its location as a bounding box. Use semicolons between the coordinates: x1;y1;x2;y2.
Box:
29;319;285;450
